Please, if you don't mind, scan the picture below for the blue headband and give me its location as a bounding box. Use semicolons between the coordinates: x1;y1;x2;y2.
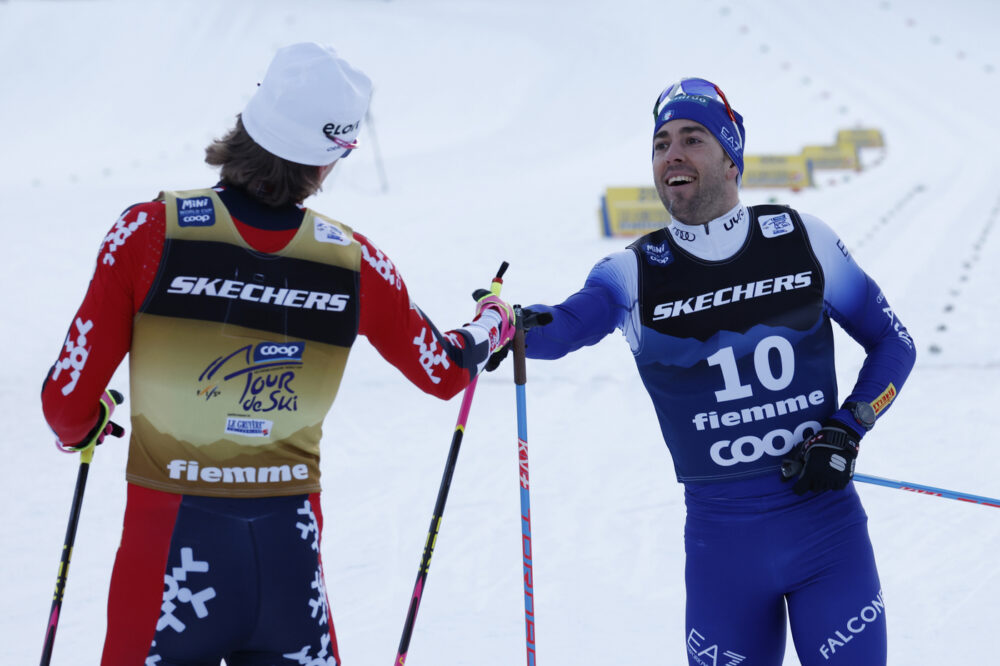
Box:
653;78;746;175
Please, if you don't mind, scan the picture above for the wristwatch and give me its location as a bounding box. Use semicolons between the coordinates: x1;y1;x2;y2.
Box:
844;401;876;431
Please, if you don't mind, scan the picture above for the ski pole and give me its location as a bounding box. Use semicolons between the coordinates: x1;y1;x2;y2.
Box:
854;473;1000;508
364;101;389;193
40;445;95;666
394;262;508;666
511;305;537;666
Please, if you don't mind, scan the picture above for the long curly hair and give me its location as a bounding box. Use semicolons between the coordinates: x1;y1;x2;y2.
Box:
205;115;324;207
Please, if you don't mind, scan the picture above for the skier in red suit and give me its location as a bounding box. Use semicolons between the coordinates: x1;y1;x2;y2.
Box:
41;42;514;666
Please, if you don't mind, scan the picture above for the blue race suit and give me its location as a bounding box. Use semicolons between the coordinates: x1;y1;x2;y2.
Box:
525;204;915;666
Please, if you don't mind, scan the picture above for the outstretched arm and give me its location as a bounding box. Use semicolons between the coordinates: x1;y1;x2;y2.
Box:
524;251;636;360
356;233;510;400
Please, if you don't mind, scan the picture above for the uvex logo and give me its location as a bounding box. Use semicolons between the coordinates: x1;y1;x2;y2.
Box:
724;206;745;231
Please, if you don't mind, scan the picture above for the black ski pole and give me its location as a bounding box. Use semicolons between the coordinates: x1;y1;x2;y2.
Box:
394;262;509;665
40;445;95;666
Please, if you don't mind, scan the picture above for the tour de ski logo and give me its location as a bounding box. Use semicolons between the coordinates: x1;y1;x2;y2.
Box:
197;341;305;413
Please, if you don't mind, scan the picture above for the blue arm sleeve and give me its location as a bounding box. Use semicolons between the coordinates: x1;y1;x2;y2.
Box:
802;214;917;434
524;251;635;360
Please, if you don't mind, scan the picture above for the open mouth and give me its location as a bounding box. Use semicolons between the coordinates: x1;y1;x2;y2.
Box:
667;175;695;187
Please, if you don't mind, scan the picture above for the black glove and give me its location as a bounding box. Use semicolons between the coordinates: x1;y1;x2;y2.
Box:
56;389;126;453
780;422;859;495
470;291;553;371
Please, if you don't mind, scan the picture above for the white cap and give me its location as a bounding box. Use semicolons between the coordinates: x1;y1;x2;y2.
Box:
242;43;373;166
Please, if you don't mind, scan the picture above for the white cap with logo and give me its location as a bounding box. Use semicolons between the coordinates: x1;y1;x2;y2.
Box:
242;42;373;166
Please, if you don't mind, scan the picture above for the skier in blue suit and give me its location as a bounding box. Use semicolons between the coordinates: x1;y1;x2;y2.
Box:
522;78;916;665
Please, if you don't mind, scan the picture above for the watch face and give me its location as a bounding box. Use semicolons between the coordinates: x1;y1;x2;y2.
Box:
851;402;876;429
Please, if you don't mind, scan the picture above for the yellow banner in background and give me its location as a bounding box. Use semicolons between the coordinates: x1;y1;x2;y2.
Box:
743;154;813;189
801;143;860;170
599;126;885;236
600;187;669;237
836;128;885;148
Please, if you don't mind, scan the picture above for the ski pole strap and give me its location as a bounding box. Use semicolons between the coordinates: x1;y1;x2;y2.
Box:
56;389;124;453
854;473;1000;508
513;305;526;386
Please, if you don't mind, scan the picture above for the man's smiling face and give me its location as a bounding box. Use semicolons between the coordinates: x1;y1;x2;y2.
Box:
652;118;739;225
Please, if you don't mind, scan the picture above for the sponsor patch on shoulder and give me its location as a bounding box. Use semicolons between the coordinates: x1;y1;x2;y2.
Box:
314;220;351;245
225;417;273;438
644;242;673;266
177;196;215;227
758;212;794;238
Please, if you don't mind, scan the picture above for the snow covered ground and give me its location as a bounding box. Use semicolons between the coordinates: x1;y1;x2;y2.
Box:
2;0;998;664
